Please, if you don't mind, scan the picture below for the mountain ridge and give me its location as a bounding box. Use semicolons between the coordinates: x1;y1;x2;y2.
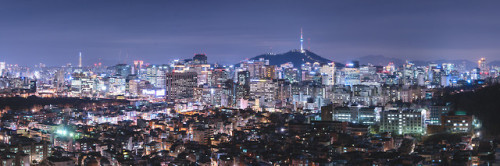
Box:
356;55;479;69
244;53;496;70
248;49;342;68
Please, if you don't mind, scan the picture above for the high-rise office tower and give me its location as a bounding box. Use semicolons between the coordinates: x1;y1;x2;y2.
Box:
478;58;487;74
165;72;198;100
0;61;5;76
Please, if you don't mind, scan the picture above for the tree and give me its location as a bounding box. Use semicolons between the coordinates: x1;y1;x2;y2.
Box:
398;138;414;154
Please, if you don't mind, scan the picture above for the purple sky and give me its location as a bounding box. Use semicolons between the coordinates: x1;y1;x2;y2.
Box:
1;0;500;66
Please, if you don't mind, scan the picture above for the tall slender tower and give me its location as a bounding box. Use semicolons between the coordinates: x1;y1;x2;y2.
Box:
300;28;304;53
78;52;82;68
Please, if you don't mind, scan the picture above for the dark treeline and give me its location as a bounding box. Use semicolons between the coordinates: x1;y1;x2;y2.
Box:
443;84;500;136
0;96;129;111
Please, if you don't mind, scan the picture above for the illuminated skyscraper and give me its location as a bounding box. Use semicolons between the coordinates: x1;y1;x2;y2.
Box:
237;71;250;86
165;72;198;100
478;58;487;74
264;65;276;80
133;60;144;75
0;61;5;76
344;61;360;86
320;62;335;85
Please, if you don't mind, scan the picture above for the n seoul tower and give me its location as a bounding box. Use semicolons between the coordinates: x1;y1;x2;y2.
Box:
300;28;304;53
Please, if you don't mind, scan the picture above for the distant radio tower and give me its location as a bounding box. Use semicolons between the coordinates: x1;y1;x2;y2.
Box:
307;38;311;51
78;52;82;68
300;28;304;53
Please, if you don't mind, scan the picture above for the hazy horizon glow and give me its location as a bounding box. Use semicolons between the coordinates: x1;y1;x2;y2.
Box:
1;0;500;66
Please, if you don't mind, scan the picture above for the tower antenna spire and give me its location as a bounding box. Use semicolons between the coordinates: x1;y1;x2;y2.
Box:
78;52;82;68
300;28;304;53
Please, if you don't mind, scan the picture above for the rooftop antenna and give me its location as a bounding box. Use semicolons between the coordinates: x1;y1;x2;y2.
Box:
78;52;82;68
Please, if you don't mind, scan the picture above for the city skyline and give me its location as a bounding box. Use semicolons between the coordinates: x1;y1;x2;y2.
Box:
1;1;500;165
2;0;500;66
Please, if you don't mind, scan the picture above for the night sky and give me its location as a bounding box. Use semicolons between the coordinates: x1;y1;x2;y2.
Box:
1;0;500;66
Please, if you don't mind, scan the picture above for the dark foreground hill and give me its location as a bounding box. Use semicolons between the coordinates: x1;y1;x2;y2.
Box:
443;84;500;136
